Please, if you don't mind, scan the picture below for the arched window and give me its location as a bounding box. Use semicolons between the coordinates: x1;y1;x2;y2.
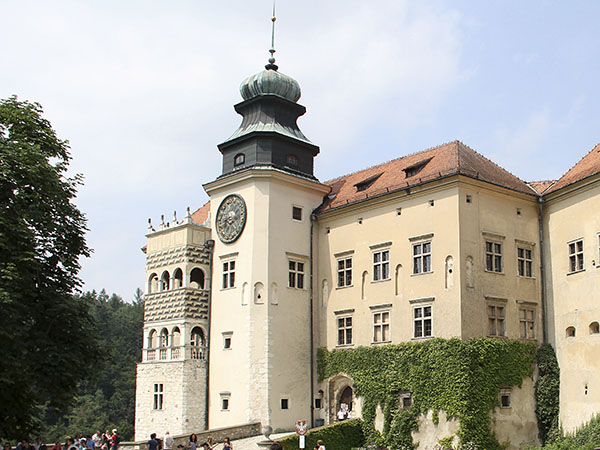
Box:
160;271;170;291
234;153;245;167
148;273;159;294
590;322;599;334
339;386;354;413
172;327;181;346
160;328;169;347
190;327;205;360
566;326;576;338
148;329;158;348
190;268;205;289
173;268;183;288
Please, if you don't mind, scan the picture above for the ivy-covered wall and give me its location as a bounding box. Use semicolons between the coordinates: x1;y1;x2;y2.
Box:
534;343;560;444
318;338;537;450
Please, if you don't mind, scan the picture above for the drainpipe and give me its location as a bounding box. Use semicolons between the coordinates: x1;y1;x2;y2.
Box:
309;213;316;428
538;198;547;343
204;239;215;430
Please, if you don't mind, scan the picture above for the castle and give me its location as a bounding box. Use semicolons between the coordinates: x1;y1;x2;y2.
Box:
133;51;600;448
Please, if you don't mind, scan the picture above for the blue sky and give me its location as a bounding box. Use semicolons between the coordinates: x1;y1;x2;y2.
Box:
1;1;599;299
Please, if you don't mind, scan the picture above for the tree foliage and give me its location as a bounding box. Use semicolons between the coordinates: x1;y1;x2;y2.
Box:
0;96;98;438
43;289;144;442
535;343;560;444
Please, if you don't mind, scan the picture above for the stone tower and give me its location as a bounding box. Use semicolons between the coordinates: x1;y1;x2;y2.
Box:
134;211;213;440
203;57;330;431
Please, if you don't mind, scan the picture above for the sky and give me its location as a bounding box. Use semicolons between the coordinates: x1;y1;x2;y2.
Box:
1;1;599;300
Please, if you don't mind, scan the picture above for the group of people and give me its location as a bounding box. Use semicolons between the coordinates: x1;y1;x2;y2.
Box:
147;432;232;450
2;430;120;450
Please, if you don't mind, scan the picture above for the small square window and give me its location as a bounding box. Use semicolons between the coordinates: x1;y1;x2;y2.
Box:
223;332;233;349
222;398;229;410
292;206;302;221
281;398;289;410
315;398;322;409
500;393;511;408
234;153;245;167
466;195;472;203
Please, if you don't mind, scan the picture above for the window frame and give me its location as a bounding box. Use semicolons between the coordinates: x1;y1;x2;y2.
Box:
292;205;302;221
153;383;164;410
222;259;236;289
485;240;503;273
372;249;390;281
336;314;353;347
487;303;506;337
372;309;391;344
518;305;536;340
413;305;432;339
233;153;245;167
222;331;233;350
337;257;353;288
220;392;231;411
288;260;305;289
517;245;534;278
412;241;432;275
568;238;584;274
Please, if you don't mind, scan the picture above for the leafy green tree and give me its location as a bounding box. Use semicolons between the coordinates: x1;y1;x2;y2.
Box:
0;96;98;438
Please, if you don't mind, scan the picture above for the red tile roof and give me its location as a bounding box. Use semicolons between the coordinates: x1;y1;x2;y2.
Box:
545;142;600;194
191;201;211;225
319;141;535;212
528;180;557;195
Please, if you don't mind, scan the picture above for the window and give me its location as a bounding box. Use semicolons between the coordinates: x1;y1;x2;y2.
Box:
517;247;533;277
337;316;353;346
222;260;235;288
413;242;432;274
568;239;584;273
220;393;230;411
286;154;299;167
566;326;576;338
590;322;600;334
488;305;506;337
486;241;503;272
234;153;245;166
519;307;535;339
403;158;432;178
292;206;302;221
413;306;432;338
223;332;232;349
399;391;412;409
373;311;390;343
337;258;352;287
315;398;322;409
354;173;382;192
500;390;511;408
281;398;289;410
153;383;164;410
373;250;390;281
288;261;305;289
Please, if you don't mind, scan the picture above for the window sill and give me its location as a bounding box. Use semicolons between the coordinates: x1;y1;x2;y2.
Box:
336;285;354;290
336;344;354;348
220;287;237;291
567;269;585;276
484;270;504;275
287;286;306;291
411;271;433;277
371;340;392;345
411;336;433;341
517;275;535;280
487;335;508;339
371;278;391;284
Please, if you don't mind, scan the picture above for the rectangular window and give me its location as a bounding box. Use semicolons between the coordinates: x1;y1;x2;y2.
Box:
337;258;352;287
288;261;305;289
221;397;230;410
487;305;506;337
373;250;390;281
315;398;322;409
292;206;302;221
222;260;235;288
281;398;289;410
153;383;163;410
519;307;535;339
517;247;533;277
373;311;390;343
413;306;432;338
568;239;584;273
337;316;353;346
413;242;432;274
486;241;503;272
223;332;232;349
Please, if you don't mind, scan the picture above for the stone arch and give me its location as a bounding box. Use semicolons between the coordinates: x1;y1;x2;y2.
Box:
148;273;159;294
190;326;205;360
190;267;205;289
160;328;169;347
394;264;402;296
566;326;576;338
254;282;265;304
361;271;368;300
590;322;599;334
160;270;170;291
173;268;183;288
148;329;158;348
466;256;474;288
327;373;360;424
445;255;454;289
171;327;181;346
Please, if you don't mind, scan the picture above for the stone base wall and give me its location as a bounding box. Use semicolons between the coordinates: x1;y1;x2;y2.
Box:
135;360;207;441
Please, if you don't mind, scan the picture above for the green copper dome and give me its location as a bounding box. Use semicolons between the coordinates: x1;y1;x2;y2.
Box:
239;67;301;103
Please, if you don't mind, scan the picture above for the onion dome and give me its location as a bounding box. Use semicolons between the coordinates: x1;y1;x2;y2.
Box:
239;67;301;103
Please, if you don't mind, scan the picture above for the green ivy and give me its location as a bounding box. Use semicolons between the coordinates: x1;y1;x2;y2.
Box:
278;419;365;450
318;338;537;450
534;343;560;444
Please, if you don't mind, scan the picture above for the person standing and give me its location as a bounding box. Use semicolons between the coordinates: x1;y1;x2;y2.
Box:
222;438;232;450
147;434;159;450
110;430;119;450
163;433;173;450
187;435;197;450
316;440;325;450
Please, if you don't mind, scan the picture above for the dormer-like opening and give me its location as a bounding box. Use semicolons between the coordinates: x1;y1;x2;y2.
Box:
354;173;383;192
403;158;432;178
286;154;299;168
234;153;245;167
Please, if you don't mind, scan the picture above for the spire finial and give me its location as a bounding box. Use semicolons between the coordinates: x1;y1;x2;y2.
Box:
265;0;278;71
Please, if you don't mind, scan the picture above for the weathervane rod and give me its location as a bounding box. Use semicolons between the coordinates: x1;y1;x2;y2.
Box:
266;0;278;70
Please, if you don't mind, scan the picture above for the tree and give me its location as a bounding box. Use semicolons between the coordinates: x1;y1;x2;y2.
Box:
0;96;98;439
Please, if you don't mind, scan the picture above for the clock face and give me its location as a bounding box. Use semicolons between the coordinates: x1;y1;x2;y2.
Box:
216;194;247;243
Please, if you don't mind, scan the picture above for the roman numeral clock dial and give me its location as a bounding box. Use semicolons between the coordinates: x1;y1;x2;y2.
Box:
216;194;247;243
